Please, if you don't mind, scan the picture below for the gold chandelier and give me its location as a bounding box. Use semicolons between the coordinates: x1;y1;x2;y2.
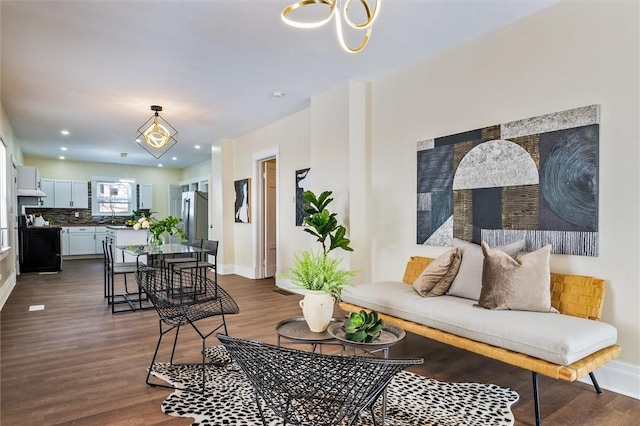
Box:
281;0;381;53
134;105;178;159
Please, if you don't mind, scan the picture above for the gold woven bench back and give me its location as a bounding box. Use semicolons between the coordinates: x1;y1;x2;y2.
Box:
401;256;605;321
550;273;605;320
402;256;434;284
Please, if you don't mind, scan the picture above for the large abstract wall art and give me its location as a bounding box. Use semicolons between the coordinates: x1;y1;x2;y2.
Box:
416;105;599;256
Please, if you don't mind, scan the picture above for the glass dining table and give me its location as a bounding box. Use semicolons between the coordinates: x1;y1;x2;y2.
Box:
117;243;212;268
117;243;215;304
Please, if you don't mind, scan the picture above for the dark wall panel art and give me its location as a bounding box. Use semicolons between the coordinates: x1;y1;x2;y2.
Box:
416;105;599;256
295;168;310;226
234;178;251;223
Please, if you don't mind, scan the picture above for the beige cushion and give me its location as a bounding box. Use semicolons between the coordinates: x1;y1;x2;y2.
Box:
477;242;558;313
413;248;461;297
341;282;617;365
447;239;524;300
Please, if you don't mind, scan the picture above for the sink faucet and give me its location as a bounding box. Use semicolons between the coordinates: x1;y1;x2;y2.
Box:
110;210;115;224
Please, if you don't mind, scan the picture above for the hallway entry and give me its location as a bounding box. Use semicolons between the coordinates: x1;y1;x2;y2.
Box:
262;158;277;278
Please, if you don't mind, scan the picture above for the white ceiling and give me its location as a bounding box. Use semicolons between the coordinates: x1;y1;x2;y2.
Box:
1;0;555;169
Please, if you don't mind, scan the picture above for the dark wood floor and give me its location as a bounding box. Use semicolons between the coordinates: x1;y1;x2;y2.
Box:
1;259;638;425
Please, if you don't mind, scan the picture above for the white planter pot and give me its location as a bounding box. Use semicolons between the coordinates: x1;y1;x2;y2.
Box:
299;290;335;332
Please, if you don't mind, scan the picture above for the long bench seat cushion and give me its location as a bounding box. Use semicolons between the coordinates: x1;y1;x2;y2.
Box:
341;281;617;365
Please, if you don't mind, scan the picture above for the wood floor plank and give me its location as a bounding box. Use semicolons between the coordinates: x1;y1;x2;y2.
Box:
1;259;637;425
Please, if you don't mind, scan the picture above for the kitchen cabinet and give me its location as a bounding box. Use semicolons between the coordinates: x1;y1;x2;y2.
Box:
17;166;46;198
138;184;152;209
54;180;89;209
95;226;107;254
60;227;70;256
39;178;55;208
68;227;96;255
17;166;40;190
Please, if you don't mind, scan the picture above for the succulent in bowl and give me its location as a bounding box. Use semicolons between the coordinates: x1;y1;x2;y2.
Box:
343;310;384;343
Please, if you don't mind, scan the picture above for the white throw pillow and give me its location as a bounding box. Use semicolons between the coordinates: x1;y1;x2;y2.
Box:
446;239;524;300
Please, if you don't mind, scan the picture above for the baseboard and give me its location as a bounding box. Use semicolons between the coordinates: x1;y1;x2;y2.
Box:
276;278;303;295
0;272;17;311
228;264;255;279
579;359;640;399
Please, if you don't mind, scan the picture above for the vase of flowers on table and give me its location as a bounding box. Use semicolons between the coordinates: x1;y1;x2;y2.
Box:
132;214;186;246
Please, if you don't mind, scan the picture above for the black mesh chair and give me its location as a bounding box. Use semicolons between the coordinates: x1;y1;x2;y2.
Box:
216;334;423;426
136;266;239;393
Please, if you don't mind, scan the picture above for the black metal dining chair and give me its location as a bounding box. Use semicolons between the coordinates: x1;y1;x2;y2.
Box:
162;237;202;269
104;241;142;313
137;266;239;393
216;334;423;426
172;239;218;283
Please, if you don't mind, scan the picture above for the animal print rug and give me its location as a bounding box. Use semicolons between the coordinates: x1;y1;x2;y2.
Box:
151;346;519;426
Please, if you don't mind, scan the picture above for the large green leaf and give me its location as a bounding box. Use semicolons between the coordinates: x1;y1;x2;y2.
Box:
300;190;353;255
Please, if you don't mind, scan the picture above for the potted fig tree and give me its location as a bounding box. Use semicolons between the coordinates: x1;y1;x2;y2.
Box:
280;190;355;332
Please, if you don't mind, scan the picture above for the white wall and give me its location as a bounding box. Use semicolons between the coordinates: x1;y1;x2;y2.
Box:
369;0;639;371
0;104;22;310
228;108;312;277
227;83;369;280
181;158;211;182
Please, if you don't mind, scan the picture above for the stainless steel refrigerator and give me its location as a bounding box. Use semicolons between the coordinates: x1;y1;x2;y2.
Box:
181;191;209;242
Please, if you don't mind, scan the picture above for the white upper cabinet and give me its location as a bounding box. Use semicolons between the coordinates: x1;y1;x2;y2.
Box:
72;181;89;208
39;178;55;208
138;184;152;209
53;180;88;209
17;166;39;189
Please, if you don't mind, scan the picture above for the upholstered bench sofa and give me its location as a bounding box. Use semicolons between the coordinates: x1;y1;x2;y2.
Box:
339;245;621;426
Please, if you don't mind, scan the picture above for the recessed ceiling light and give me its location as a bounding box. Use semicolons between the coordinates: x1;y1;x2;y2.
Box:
59;156;65;160
195;145;201;149
61;147;67;151
272;91;285;98
61;130;70;135
135;138;142;143
158;164;163;167
171;157;177;160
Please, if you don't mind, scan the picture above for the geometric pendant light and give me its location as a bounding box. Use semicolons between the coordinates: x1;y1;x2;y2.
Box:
134;105;178;159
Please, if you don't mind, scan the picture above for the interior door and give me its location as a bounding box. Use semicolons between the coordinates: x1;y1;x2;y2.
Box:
264;159;277;277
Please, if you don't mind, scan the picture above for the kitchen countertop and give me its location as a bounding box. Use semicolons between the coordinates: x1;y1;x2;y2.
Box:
105;225;138;230
57;223;129;227
23;226;63;230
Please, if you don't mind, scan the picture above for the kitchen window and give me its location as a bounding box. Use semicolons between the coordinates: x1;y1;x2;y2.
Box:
91;179;134;216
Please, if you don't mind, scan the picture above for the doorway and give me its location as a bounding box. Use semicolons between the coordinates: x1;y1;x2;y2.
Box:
262;159;277;277
252;146;279;280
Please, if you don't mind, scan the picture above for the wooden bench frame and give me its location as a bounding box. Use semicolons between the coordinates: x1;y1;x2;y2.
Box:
339;256;621;426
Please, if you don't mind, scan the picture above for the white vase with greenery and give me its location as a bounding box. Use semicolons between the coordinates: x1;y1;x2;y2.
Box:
299;290;334;332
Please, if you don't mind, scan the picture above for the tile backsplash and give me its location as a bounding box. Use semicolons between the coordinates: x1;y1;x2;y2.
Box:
24;207;114;226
